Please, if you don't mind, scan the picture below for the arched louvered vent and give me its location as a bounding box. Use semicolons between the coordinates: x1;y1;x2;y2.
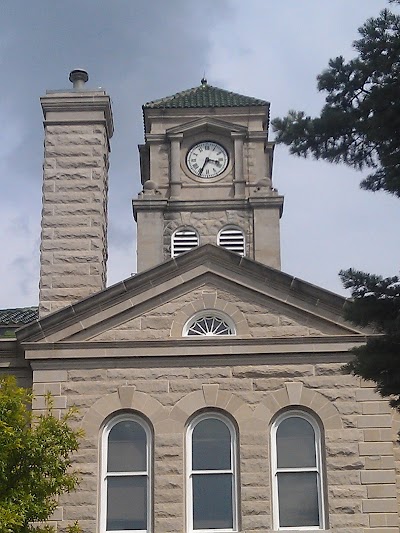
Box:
218;227;245;256
171;228;199;258
184;311;236;336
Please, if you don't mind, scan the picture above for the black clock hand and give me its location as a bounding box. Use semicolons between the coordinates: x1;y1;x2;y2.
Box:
199;157;209;176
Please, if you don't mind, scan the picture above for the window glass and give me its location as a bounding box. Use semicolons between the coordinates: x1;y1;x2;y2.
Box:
102;415;151;533
188;414;237;531
108;420;147;472
193;474;233;530
277;472;319;527
107;476;147;531
272;411;325;530
276;416;316;468
192;418;231;470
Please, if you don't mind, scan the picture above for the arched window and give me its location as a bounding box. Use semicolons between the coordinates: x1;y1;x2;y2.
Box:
171;227;199;257
217;226;245;256
183;311;236;336
187;413;238;531
271;410;326;530
101;413;152;533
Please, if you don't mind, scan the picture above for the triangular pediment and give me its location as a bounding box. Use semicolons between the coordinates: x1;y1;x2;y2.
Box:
166;117;248;137
17;245;371;351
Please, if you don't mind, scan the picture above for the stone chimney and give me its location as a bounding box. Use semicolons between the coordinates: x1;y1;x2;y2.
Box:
39;70;114;317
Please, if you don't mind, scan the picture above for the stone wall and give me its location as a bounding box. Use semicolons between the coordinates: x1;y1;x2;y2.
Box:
39;91;113;317
0;339;32;387
32;360;399;532
90;285;336;341
163;211;253;261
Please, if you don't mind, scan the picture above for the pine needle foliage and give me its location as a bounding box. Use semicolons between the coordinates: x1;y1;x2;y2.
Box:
340;269;400;410
272;2;400;196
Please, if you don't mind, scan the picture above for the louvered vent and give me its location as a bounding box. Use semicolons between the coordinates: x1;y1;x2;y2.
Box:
185;314;235;336
171;228;199;257
218;227;245;256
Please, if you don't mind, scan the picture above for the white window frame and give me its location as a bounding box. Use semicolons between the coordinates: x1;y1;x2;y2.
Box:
217;226;245;256
171;227;199;258
271;410;326;531
183;310;236;337
100;413;152;533
186;412;238;533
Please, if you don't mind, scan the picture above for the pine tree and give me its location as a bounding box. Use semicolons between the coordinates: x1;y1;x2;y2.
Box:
339;269;400;409
272;1;400;406
272;2;400;197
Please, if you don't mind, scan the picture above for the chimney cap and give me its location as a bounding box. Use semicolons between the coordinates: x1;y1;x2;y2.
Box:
69;69;89;88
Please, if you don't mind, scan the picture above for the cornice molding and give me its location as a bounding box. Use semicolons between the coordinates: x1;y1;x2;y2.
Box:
40;93;114;138
22;334;371;363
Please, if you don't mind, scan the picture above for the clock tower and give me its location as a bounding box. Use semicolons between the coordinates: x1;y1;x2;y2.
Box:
132;80;284;272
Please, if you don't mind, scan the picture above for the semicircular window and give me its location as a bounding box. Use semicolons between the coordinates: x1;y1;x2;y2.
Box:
184;312;235;337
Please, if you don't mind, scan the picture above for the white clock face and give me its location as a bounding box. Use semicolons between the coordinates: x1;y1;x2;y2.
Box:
186;141;229;178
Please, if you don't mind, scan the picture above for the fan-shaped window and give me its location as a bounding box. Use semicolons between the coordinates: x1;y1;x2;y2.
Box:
183;311;236;336
271;410;326;530
101;414;152;532
187;413;238;531
218;226;245;256
171;227;199;258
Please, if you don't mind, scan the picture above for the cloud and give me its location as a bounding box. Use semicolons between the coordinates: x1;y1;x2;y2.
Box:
1;0;399;308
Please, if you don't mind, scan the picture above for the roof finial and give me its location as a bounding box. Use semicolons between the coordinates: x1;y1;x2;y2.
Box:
201;75;207;86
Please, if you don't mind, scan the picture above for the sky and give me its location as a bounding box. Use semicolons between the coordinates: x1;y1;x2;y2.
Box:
1;0;399;309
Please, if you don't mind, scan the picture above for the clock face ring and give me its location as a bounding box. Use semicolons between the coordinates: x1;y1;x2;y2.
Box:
186;141;229;178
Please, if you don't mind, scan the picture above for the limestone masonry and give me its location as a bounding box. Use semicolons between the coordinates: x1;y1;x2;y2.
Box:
1;71;398;532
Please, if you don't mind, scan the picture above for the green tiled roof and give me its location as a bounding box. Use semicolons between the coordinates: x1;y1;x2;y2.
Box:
0;307;38;326
143;81;268;109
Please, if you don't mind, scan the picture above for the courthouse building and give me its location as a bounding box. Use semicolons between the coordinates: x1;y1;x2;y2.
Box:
0;70;399;532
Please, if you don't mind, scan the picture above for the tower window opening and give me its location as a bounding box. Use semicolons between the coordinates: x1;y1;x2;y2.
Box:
172;228;199;258
218;227;245;256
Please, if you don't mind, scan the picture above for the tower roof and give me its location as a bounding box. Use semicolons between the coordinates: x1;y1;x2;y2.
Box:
143;80;269;110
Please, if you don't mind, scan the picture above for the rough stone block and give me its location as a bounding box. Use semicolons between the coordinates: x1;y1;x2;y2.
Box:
233;365;314;379
189;367;231;379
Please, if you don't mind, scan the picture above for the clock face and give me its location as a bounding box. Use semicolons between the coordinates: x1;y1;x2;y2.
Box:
186;141;229;178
